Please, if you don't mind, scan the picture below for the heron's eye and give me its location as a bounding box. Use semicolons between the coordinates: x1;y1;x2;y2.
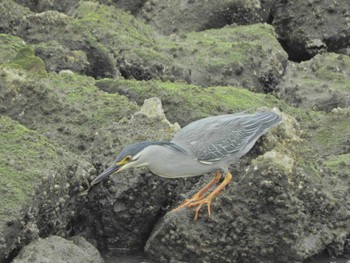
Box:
124;155;132;162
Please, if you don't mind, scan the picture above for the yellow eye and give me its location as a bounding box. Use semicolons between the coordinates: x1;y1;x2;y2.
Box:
124;155;132;162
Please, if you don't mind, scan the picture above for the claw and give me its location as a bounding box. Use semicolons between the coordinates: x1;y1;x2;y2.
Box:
172;171;233;220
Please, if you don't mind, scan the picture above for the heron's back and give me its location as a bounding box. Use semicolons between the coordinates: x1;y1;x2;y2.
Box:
172;110;281;165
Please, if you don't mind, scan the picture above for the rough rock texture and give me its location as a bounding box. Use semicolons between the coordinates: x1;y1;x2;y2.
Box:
272;0;350;61
78;98;195;251
12;236;104;263
276;53;350;112
1;1;288;91
145;113;350;262
14;0;79;13
114;0;148;14
0;116;93;262
0;0;349;262
34;41;90;74
95;78;284;127
140;0;274;35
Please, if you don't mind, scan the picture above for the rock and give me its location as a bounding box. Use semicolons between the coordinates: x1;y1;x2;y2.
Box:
0;0;349;261
116;22;288;92
14;5;118;78
129;97;181;133
145;113;350;262
0;64;137;155
276;53;350;111
4;1;288;91
114;0;148;14
12;236;104;263
140;0;275;35
0;116;94;262
34;41;90;74
83;97;194;251
0;0;32;35
272;0;350;61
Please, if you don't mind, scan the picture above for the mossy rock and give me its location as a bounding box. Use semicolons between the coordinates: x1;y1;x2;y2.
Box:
324;153;350;176
277;53;350;111
96;78;286;125
0;45;47;76
0;116;56;222
0;34;27;64
12;47;47;75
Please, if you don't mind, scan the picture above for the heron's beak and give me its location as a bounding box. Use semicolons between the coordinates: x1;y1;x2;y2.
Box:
90;163;121;186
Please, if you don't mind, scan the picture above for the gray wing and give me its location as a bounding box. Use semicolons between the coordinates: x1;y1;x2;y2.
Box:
172;111;281;163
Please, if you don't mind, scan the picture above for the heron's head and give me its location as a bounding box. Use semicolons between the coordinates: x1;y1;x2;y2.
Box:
90;141;158;186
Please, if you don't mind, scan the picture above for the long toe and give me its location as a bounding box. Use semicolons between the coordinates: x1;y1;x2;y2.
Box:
172;195;205;212
188;195;214;220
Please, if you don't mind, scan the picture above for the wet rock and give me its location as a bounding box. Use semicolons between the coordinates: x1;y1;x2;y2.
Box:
276;53;350;111
12;235;104;263
272;0;350;61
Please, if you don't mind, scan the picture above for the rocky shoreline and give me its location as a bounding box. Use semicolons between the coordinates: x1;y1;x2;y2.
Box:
0;0;349;262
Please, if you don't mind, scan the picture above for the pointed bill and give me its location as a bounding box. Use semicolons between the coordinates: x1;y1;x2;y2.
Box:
90;163;120;186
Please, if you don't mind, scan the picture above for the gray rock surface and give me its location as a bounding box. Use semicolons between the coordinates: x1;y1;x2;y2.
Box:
276;53;350;111
12;236;104;263
272;0;350;61
140;0;275;35
145;114;350;262
0;0;349;262
83;98;195;251
1;1;288;91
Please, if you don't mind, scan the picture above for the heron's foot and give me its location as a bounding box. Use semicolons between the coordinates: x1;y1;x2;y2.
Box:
172;171;233;221
172;193;204;212
187;193;216;220
172;170;222;213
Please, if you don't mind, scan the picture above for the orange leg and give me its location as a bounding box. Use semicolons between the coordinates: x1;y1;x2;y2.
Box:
188;171;233;220
172;170;222;212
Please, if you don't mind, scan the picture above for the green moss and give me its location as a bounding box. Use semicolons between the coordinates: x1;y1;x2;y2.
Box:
41;72;138;124
70;2;156;50
315;54;350;92
68;4;282;72
325;153;350;169
96;78;284;123
0;34;26;64
12;47;47;75
1;45;48;76
14;46;35;59
155;24;281;67
312;117;349;151
292;53;350;94
0;116;57;222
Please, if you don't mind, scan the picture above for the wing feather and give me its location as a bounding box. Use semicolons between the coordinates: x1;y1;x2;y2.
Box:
172;111;281;163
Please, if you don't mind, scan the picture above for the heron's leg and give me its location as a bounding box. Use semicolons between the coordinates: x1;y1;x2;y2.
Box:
188;171;233;220
172;171;222;212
